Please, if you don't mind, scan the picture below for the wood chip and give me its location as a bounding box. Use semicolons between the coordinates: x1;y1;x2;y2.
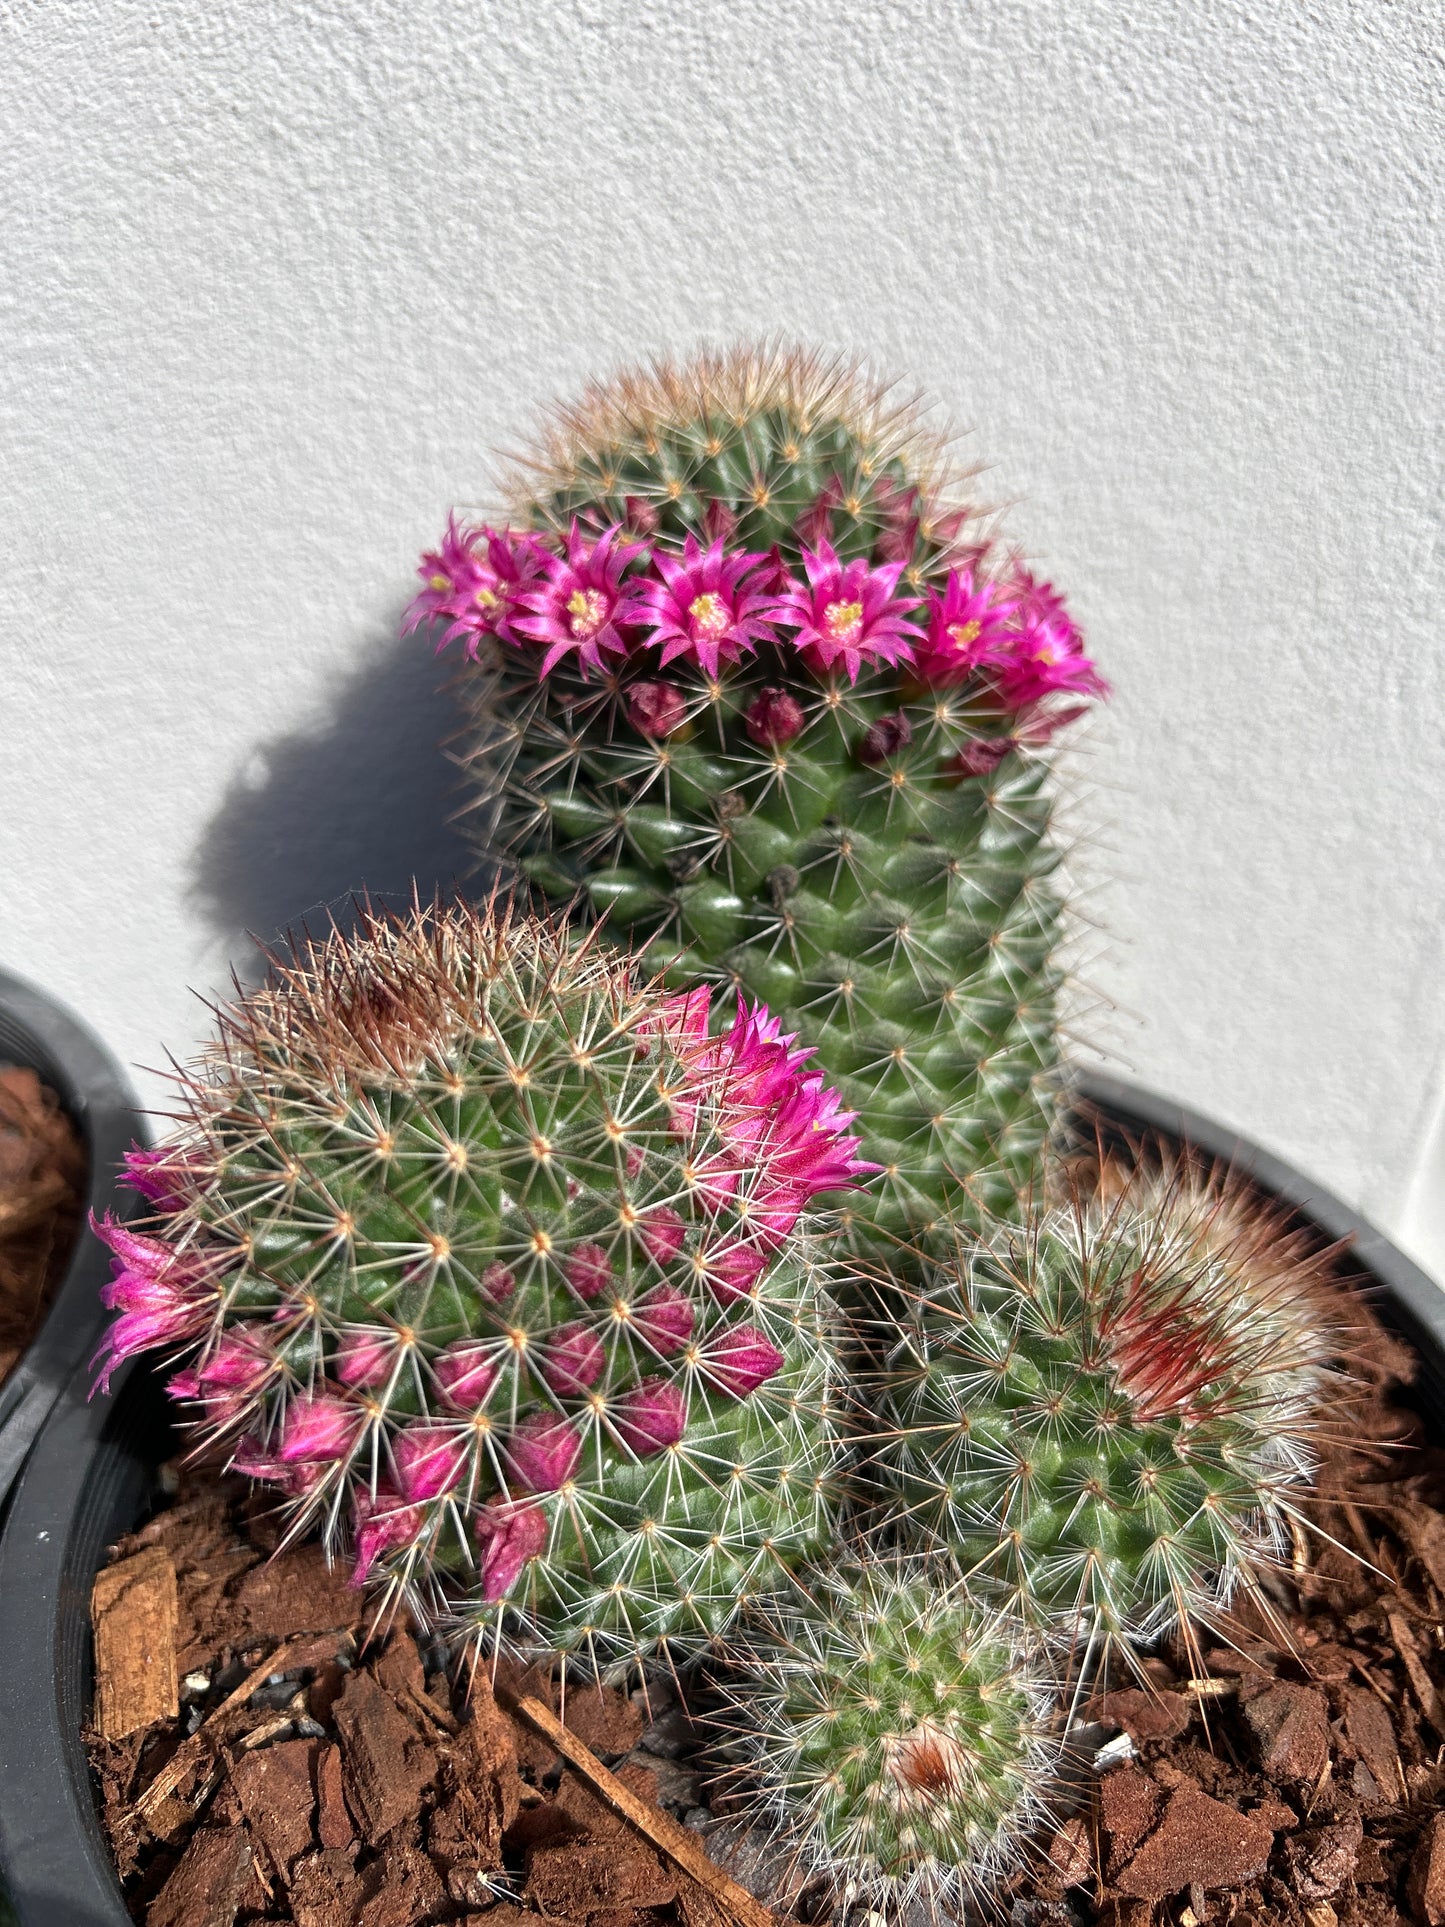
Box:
514;1694;775;1927
91;1545;179;1739
1388;1609;1445;1735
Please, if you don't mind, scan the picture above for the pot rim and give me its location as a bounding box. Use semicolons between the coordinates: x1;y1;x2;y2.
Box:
0;1074;1439;1926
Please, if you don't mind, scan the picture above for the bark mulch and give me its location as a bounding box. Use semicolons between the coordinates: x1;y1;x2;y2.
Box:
0;1062;85;1384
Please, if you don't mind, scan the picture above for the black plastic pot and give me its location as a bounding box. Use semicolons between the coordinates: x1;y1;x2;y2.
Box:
0;965;146;1507
0;1075;1441;1927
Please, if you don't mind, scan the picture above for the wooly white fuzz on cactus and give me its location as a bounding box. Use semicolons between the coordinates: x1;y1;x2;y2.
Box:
93;900;869;1664
719;1562;1054;1912
406;346;1108;1259
879;1166;1342;1649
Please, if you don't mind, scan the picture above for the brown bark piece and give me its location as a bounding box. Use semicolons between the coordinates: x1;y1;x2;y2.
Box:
91;1544;178;1739
332;1665;439;1839
370;1626;426;1699
1388;1611;1445;1734
289;1847;364;1927
457;1672;522;1836
1095;1688;1192;1743
228;1736;318;1881
1345;1685;1403;1797
314;1740;354;1851
1100;1768;1166;1879
562;1678;645;1757
1114;1780;1275;1899
1242;1681;1331;1784
556;1759;662;1838
227;1542;359;1641
1412;1811;1445;1927
527;1835;678;1914
1287;1814;1363;1900
147;1824;255;1927
349;1839;451;1927
1049;1816;1095;1887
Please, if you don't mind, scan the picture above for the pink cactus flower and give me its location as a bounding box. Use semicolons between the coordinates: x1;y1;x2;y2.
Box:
121;1146;198;1214
773;538;923;683
565;1242;613;1301
166;1366;201;1403
402;516;549;659
638;1207;687;1266
334;1327;397;1389
90;1212;217;1394
540;1322;606;1396
743;686;807;748
474;1501;548;1601
505;1413;582;1492
393;1424;469;1503
702;1240;766;1304
512;521;651;677
914;565;1019;687
351;1478;426;1586
700;1324;785;1399
481;1261;515;1302
989;569;1108;711
627;680;690;740
433;1340;500;1411
277;1393;361;1464
611;1377;687;1457
633;1285;694;1356
635;536;784;678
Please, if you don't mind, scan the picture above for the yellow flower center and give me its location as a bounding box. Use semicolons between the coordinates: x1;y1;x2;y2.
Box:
475;586;501;610
947;618;982;652
823;599;864;646
566;587;609;639
429;574;450;592
688;591;730;638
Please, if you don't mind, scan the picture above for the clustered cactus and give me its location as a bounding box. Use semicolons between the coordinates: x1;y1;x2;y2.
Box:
93;346;1351;1916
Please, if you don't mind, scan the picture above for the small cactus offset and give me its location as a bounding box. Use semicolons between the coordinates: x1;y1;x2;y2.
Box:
408;346;1107;1257
879;1165;1340;1645
721;1562;1054;1909
93;900;868;1663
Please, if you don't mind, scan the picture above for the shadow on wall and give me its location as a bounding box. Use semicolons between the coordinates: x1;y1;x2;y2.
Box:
189;625;488;976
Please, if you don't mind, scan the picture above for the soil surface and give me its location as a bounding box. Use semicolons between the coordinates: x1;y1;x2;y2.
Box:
84;1284;1445;1927
0;1063;85;1384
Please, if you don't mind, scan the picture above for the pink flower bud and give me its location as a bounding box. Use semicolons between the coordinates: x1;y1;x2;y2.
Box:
628;680;689;740
482;1261;516;1302
474;1501;548;1601
166;1367;200;1403
230;1433;289;1485
622;494;661;536
334;1327;396;1388
351;1478;426;1586
566;1242;613;1301
633;1285;694;1356
611;1378;687;1457
858;709;914;765
701;1324;785;1399
278;1393;360;1464
625;1143;646;1179
951;737;1013;780
704;1242;767;1303
196;1327;272;1396
121;1146;197;1214
393;1424;469;1503
433;1340;500;1411
540;1322;606;1396
744;686;806;748
505;1413;582;1492
702;498;738;544
638;1207;687;1266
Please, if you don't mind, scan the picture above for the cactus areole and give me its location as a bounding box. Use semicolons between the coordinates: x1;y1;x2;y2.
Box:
409;347;1108;1256
92;902;865;1662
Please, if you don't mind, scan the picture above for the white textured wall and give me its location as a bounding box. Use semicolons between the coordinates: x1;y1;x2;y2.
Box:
3;2;1443;1264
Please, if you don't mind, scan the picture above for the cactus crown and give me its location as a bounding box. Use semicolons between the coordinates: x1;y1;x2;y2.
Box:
721;1561;1053;1909
880;1164;1340;1645
95;900;863;1662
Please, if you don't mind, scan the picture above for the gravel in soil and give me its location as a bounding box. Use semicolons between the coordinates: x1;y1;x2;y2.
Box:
0;1063;85;1383
84;1293;1445;1927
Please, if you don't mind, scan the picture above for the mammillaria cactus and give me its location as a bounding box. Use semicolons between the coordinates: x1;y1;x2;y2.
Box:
407;346;1107;1257
879;1166;1339;1646
92;900;867;1663
721;1562;1053;1908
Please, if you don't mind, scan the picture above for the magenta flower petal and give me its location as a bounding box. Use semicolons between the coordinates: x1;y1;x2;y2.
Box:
402;516;550;659
634;535;785;678
121;1146;198;1213
540;1322;606;1396
772;537;923;683
433;1339;500;1411
632;1285;694;1356
351;1478;427;1586
913;565;1019;688
611;1377;688;1457
565;1242;613;1301
512;521;651;677
474;1501;548;1601
277;1393;360;1464
505;1413;582;1492
393;1424;469;1503
700;1324;785;1399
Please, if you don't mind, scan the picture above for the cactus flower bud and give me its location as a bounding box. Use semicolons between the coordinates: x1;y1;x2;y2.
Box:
278;1394;360;1465
475;1502;548;1601
540;1323;606;1396
628;681;689;740
702;1324;785;1399
611;1378;687;1456
433;1340;500;1411
335;1328;397;1388
506;1413;583;1493
744;686;806;748
633;1284;694;1355
393;1424;469;1503
566;1243;613;1301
